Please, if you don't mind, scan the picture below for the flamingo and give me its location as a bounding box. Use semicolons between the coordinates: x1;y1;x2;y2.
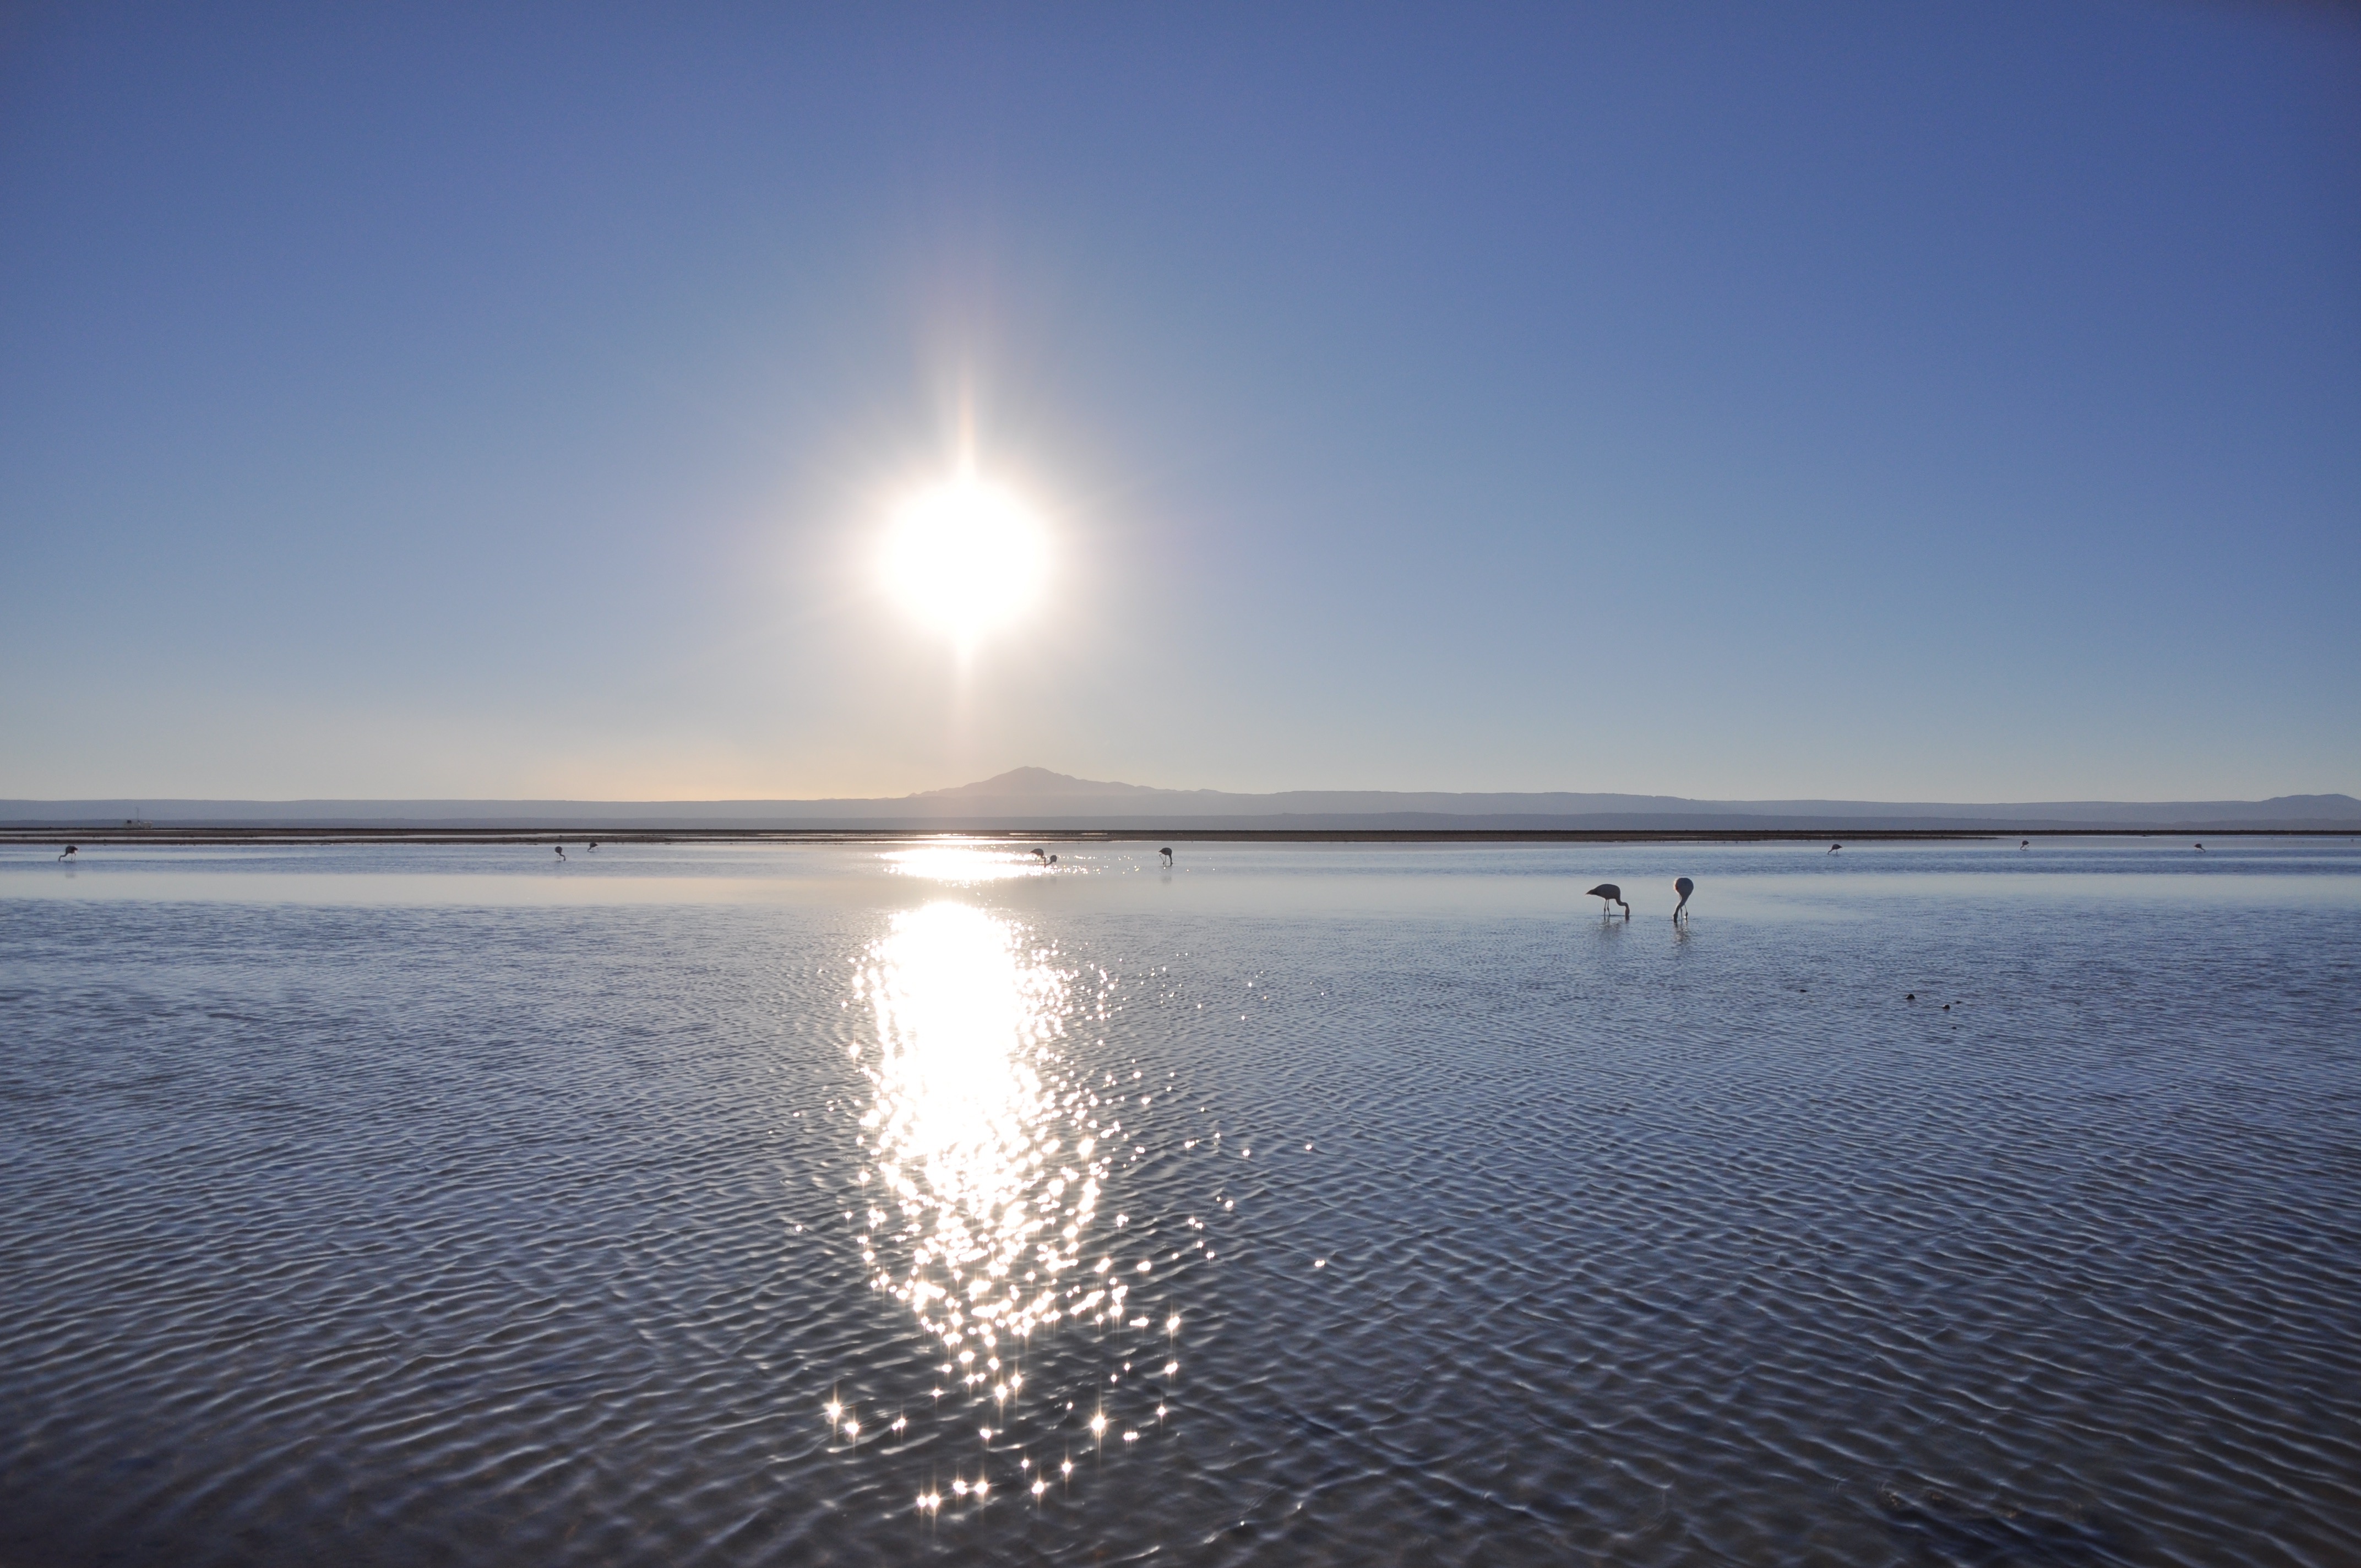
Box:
1032;847;1049;864
554;845;567;859
58;845;77;862
1586;883;1630;918
1672;876;1694;921
1827;843;1842;854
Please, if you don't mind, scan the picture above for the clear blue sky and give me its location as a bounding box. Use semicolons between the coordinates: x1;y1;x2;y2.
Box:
4;3;2355;802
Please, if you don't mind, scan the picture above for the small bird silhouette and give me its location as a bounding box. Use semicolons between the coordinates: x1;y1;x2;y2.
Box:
1160;846;1173;868
1587;883;1630;918
1827;843;1843;854
554;845;566;859
58;845;77;862
2194;842;2206;852
1032;847;1049;864
589;841;599;851
2020;840;2030;850
1672;876;1694;921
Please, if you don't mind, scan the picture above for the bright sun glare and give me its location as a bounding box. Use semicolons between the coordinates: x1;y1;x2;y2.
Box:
884;478;1048;649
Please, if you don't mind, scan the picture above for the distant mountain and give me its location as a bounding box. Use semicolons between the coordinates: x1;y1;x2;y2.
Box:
5;770;2358;832
912;766;1187;800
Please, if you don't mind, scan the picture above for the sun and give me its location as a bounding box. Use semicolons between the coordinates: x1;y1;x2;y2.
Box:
882;477;1049;649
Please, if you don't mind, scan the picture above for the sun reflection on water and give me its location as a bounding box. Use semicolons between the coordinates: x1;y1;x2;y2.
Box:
881;845;1047;885
842;900;1203;1518
853;903;1125;1374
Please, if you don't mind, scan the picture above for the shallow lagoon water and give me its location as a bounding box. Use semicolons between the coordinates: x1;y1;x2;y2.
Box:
2;839;2357;1565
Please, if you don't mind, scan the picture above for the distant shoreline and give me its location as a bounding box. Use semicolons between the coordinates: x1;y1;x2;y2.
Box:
4;826;2353;848
11;774;2354;838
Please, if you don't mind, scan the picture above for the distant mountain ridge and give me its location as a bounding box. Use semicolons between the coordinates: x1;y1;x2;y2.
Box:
6;768;2358;832
913;766;1183;799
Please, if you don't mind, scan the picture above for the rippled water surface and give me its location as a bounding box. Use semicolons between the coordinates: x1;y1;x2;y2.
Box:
4;839;2358;1566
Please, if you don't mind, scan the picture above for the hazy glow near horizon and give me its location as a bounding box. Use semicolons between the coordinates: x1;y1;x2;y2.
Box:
884;478;1048;651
